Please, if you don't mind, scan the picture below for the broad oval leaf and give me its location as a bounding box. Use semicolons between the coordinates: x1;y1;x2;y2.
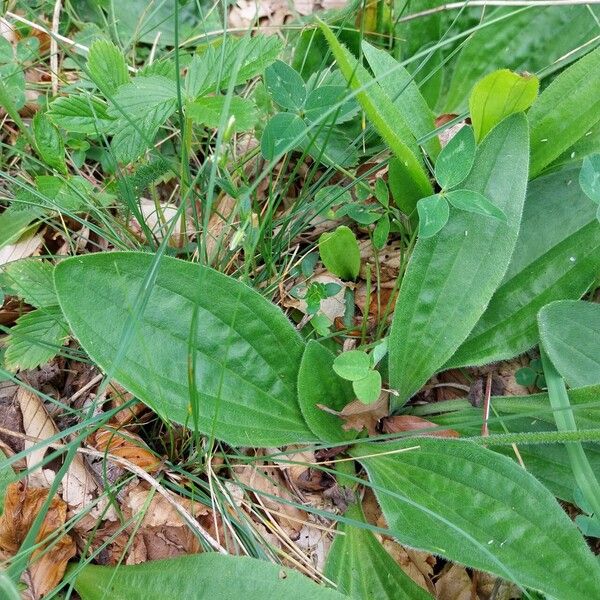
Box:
449;165;600;368
435;126;476;190
352;438;600;598
538;300;600;388
264;60;306;111
54;252;316;447
73;554;346;600
416;194;449;238
325;502;433;600
298;341;356;443
261;112;307;160
389;114;529;407
445;189;506;222
529;46;600;177
318;226;361;281
469;69;538;142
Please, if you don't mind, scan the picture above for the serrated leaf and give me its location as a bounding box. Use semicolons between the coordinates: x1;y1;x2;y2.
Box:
352;370;381;404
318;20;432;198
54;252;316;447
416;194;449;238
325;502;433;600
187;96;257;131
445;189;507;222
361;40;440;159
444;6;600;112
538;300;600;388
297;341;356;443
580;154;600;203
87;39;129;96
32;113;66;174
469;70;538;142
73;554;345;600
318;226;360;281
352;438;600;598
47;94;113;134
449;164;600;368
389;114;529;407
529;46;600;177
5;307;68;371
261;113;306;160
186;36;282;99
303;86;358;125
435;126;476;190
264;60;306;111
3;260;57;307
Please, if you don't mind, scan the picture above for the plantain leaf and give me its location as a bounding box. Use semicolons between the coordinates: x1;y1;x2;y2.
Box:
352;438;600;598
529;46;600;178
72;554;346;600
469;69;538;142
538;300;600;388
325;502;433;600
54;252;316;447
580;154;600;204
389;114;529;407
318;20;432;198
298;341;356;443
449;165;600;368
444;6;600;112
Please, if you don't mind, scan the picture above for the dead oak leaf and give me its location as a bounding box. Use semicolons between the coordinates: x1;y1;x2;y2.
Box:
0;482;76;599
339;393;389;435
381;415;459;438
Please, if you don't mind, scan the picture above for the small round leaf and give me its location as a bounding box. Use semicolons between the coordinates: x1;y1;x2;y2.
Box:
417;194;449;238
333;350;371;381
353;370;382;404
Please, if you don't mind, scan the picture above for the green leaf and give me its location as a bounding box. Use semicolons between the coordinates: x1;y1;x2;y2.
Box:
87;39;129;96
2;260;57;307
318;226;360;281
54;252;316;447
416;194;449;238
303;86;358;125
361;40;440;159
298;341;356;443
261;113;306;160
32;113;66;174
185;36;282;99
318;20;432;198
47;95;113;134
449;164;600;368
445;189;507;222
435;126;476;190
325;502;433;600
538;300;600;388
373;213;390;250
469;70;538;142
5;307;69;371
72;554;345;600
580;154;600;203
0;208;40;249
352;370;381;404
389;114;529;406
333;350;371;382
187;96;257;131
264;60;306;111
529;46;600;177
352;438;600;598
444;6;600;112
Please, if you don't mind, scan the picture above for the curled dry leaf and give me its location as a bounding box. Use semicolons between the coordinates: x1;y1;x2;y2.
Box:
90;427;161;472
380;415;460;438
435;563;474;600
0;482;76;599
339;393;389;435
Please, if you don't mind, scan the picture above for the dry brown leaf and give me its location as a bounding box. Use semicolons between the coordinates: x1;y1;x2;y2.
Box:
122;482;210;563
476;571;521;600
0;482;76;599
436;563;475;600
0;230;44;266
90;427;161;472
205;194;237;260
339;393;389;435
234;462;307;540
381;415;460;438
